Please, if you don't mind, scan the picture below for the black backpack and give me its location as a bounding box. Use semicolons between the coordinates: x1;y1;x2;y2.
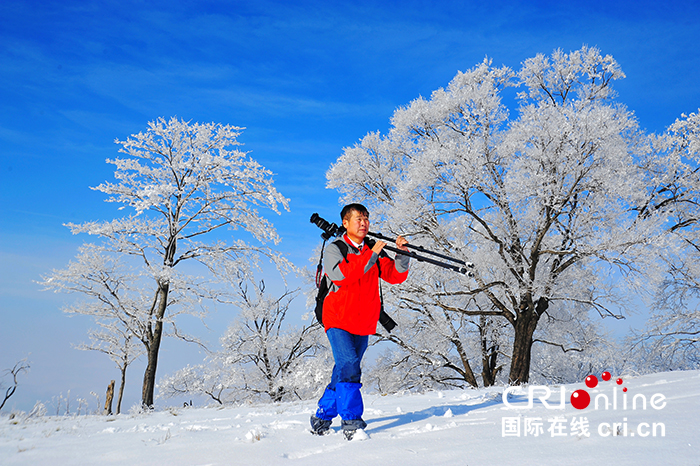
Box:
314;238;397;333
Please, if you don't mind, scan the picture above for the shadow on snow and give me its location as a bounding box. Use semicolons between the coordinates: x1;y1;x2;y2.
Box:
365;396;502;434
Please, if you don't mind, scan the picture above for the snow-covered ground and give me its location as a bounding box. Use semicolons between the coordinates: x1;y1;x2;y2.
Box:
2;370;698;465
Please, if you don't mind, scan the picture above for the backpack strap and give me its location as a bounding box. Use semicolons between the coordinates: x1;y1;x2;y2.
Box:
333;238;350;263
315;238;328;288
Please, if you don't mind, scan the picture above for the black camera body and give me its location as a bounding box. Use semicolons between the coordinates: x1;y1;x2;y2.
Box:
310;213;346;240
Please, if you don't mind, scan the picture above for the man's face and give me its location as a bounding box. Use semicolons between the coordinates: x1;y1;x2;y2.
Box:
342;210;369;243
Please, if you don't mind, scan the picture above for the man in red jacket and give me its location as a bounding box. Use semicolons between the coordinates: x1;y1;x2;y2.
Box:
311;203;410;440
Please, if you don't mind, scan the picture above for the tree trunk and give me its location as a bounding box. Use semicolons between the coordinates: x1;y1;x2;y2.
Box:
142;283;169;408
452;337;479;388
117;365;126;415
479;316;500;387
481;342;500;387
270;386;284;403
507;297;547;385
104;380;115;415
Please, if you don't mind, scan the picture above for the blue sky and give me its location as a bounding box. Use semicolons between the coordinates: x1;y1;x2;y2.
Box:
1;0;699;412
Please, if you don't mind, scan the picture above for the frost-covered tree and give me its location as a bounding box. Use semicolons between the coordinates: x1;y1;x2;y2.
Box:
529;302;623;384
45;118;291;407
158;359;232;405
370;269;491;390
160;277;329;404
629;110;700;371
328;47;671;385
76;322;144;414
220;281;325;402
0;360;30;412
42;245;150;414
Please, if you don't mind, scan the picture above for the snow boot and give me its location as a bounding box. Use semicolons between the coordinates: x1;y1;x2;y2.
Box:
341;418;367;440
310;415;333;435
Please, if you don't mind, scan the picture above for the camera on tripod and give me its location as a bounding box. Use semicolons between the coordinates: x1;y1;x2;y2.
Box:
309;213;345;240
309;213;475;275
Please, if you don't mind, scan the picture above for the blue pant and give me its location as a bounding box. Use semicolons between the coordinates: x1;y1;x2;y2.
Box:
315;328;368;424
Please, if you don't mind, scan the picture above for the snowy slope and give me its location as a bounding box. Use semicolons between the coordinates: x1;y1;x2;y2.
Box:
1;370;698;466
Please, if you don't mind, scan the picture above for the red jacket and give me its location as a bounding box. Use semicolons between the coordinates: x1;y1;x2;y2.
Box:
322;235;409;335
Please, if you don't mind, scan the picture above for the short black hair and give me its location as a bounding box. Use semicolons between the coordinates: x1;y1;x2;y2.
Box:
340;203;369;221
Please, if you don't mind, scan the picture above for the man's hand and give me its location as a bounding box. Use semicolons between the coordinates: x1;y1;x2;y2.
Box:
371;240;387;254
396;235;409;252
